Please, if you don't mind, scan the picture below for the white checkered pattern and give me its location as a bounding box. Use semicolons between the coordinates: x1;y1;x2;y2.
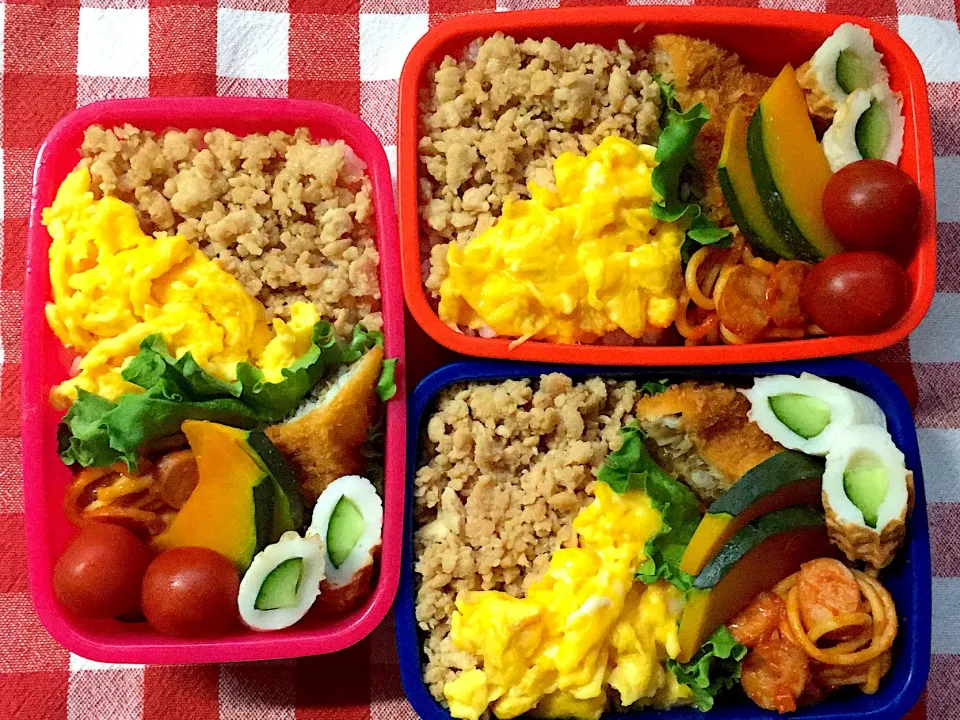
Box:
359;13;430;81
77;8;150;78
217;8;291;80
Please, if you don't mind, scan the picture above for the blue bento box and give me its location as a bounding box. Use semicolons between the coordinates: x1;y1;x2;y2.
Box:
396;359;931;720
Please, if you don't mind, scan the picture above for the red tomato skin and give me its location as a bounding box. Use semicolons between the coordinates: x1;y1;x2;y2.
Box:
141;547;239;637
53;523;148;619
800;252;908;335
822;160;921;254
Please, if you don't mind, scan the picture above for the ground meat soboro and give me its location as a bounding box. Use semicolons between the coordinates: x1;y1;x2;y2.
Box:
418;33;662;295
413;373;638;700
78;125;381;338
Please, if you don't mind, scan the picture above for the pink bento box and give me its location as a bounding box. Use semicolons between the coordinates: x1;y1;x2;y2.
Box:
21;98;406;663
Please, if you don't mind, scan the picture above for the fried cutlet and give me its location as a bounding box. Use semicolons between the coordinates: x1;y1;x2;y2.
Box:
636;381;782;505
649;35;773;228
266;345;382;503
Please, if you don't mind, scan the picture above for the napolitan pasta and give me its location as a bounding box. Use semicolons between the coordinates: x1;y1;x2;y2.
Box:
775;568;897;695
677;234;822;345
64;462;187;537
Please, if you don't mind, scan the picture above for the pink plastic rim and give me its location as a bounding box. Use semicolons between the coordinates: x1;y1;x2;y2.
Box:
397;7;936;365
22;97;406;663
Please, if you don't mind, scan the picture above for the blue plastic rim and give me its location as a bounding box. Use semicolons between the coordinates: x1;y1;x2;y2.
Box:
396;358;932;720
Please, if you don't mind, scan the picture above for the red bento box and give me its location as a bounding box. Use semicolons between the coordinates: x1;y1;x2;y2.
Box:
397;7;936;366
22;98;406;663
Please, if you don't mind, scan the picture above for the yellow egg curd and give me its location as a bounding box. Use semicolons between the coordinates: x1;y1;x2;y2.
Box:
43;167;319;409
438;136;686;344
442;482;694;720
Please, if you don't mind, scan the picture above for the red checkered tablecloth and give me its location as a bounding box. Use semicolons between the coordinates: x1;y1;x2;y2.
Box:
2;0;959;717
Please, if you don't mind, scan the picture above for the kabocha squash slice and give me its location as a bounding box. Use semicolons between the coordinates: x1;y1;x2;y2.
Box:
154;421;302;571
718;107;794;260
247;431;305;543
677;506;835;662
748;66;843;261
679;451;825;575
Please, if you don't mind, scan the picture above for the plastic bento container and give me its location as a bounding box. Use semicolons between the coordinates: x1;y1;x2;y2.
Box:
22;98;406;663
397;8;936;366
397;358;931;719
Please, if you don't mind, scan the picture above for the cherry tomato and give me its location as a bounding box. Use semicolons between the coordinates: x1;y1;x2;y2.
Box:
822;159;921;254
53;523;147;619
800;252;908;335
141;547;239;637
765;261;809;329
717;265;770;339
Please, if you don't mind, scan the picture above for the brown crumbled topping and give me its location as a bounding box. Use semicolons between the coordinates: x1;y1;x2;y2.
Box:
78;124;381;337
413;373;638;699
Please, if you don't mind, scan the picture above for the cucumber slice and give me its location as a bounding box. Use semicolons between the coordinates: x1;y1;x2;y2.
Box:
843;455;889;528
254;557;304;611
836;49;870;94
327;497;366;568
768;393;832;439
855;100;890;160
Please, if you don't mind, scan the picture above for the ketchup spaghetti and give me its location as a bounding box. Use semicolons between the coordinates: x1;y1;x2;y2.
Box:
772;569;897;695
677;233;818;345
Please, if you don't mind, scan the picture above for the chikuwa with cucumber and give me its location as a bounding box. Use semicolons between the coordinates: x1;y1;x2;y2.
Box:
797;23;890;122
743;373;913;569
794;23;906;171
238;475;384;630
239;532;326;630
743;373;886;454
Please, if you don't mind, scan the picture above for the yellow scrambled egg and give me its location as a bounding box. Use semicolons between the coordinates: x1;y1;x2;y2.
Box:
438;137;685;344
443;482;693;720
43;168;318;408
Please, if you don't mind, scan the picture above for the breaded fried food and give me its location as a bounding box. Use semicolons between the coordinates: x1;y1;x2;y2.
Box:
266;345;383;503
649;35;772;227
636;381;783;504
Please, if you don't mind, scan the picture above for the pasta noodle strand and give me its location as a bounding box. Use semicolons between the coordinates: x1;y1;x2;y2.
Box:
773;567;898;696
677;232;814;345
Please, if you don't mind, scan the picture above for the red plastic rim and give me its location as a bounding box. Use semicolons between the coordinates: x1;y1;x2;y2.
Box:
22;97;406;663
397;7;936;365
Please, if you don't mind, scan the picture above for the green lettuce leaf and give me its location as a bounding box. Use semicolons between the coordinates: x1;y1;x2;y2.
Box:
657;75;678;115
58;386;263;471
688;219;734;245
652;77;731;258
681;219;734;264
598;423;702;591
57;390;123;468
234;322;379;419
667;625;747;711
348;325;396;401
121;335;242;398
377;358;397;401
652;103;710;220
635;469;701;592
640;378;670;395
597;423;650;493
58;322;395;471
